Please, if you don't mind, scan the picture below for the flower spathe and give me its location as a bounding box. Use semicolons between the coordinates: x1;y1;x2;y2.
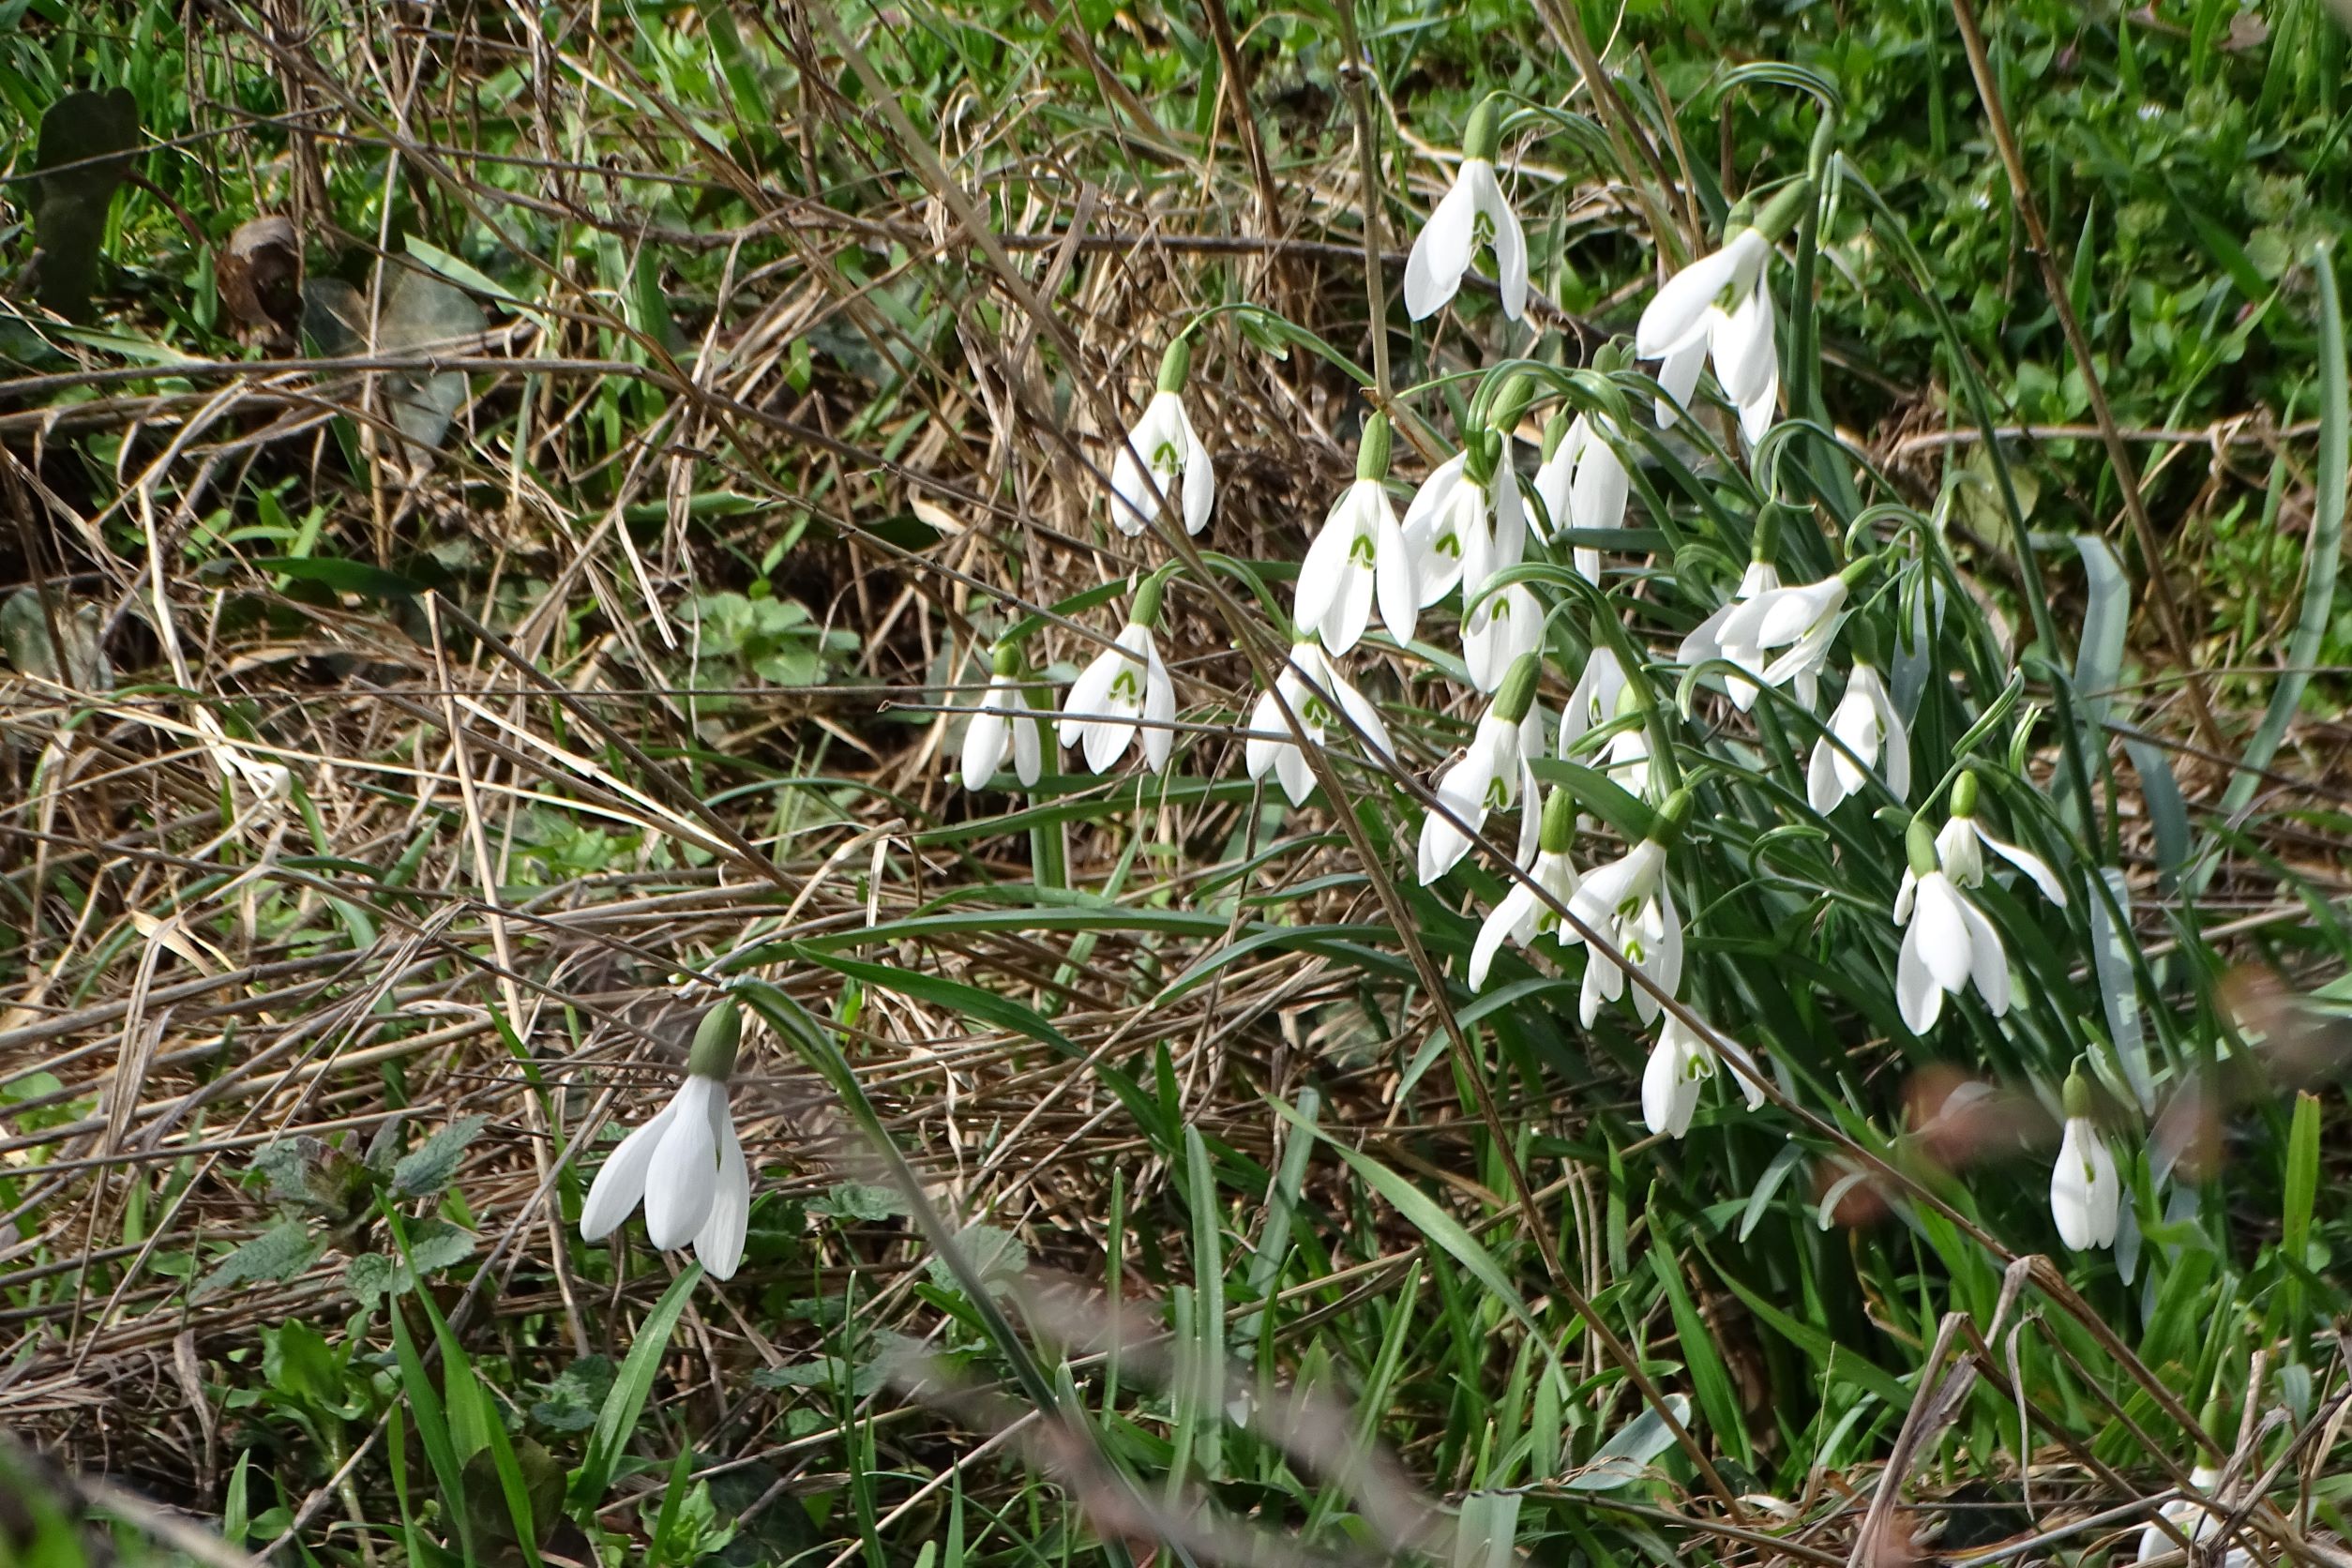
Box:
961;663;1045;792
2050;1075;2120;1250
1297;477;1415;655
1244;641;1395;807
1892;822;2011;1033
581;1004;750;1281
1807;660;1909;811
1404;100;1527;322
1060;621;1176;775
1636;226;1778;442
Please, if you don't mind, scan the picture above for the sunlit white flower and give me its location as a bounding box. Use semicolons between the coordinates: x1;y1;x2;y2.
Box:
1463;581;1542;693
1566;415;1630;572
1419;654;1545;884
1532;414;1607;584
1297;417;1414;654
1715;569;1851;712
1561;810;1684;1027
2135;1467;2228;1566
1244;641;1395;807
1468;788;1582;988
1109;341;1214;535
1807;660;1908;811
582;1003;749;1281
1403;100;1527;321
1679;560;1781;709
1636;226;1778;442
1892;825;2009;1033
1603;719;1652;800
2051;1073;2120;1250
1642;1017;1770;1139
1560;646;1627;752
1060;620;1176;775
960;656;1046;792
1936;778;2070;907
1403;448;1524;609
193;710;293;802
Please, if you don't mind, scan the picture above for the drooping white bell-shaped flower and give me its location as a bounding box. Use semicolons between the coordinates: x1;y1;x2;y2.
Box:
1403;442;1524;611
1468;787;1584;989
1807;659;1909;811
1403;98;1528;322
1419;653;1545;884
2050;1072;2121;1250
1561;791;1688;1027
960;645;1047;792
1566;415;1630;575
1935;771;2071;906
1296;415;1415;655
1892;819;2011;1033
1680;558;1783;710
1642;1015;1769;1140
1531;412;1606;585
1058;577;1178;775
2135;1465;2227;1565
193;709;293;802
1244;640;1395;807
1109;340;1214;536
581;1003;751;1281
1636;207;1794;443
1463;581;1542;694
1560;645;1627;753
1715;560;1865;712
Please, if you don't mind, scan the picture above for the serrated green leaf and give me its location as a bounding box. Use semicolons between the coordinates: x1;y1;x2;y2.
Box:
194;1220;323;1300
393;1114;491;1198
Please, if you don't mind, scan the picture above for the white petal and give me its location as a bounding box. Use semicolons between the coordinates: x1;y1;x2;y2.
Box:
1807;734;1848;814
643;1078;720;1250
1182;423;1215;535
1140;638;1177;773
1896;920;1945;1033
1470;162;1529;320
1717;1035;1768;1109
1295;503;1355;641
1108;448;1153;535
1712;279;1776;407
1568;427;1629;538
1470;884;1538;988
961;702;1009;791
694;1096;749;1280
1275;738;1314;807
1531;448;1572;539
1373;506;1418;646
1013;713;1043;788
1404;170;1480;320
1912;875;1974;993
1328;669;1395;760
1058;645;1123;748
1937;816;1983;885
1642;1029;1695;1137
1244;687;1286;784
1654;333;1707;427
1636;245;1744;358
1981;827;2070;906
580;1098;679;1242
1957;891;2011;1016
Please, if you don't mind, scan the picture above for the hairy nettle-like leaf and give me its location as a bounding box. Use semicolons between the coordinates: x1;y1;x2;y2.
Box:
392;1113;491;1198
194;1220;323;1301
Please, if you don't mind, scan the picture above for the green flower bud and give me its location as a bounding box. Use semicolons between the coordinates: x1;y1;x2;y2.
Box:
1465;95;1502;163
2061;1068;2091;1122
1157;336;1193;395
1838;552;1881;588
1952;769;1980;819
1494;652;1542;725
1464;427;1503;486
687;1001;742;1081
1357;412;1393;480
1131;568;1169;627
1539;786;1576;854
1906;817;1939;879
1651;787;1693;845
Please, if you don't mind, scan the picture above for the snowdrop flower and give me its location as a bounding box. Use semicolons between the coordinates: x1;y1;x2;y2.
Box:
1530;413;1597;584
1463;581;1542;693
2050;1070;2121;1250
1603;716;1652;800
1561;790;1688;1027
1403;434;1525;609
1893;818;2011;1033
960;643;1046;792
1468;787;1582;988
1642;1017;1770;1139
1679;557;1782;709
1296;414;1415;655
1635;183;1811;441
1109;339;1214;536
1560;645;1627;752
1244;640;1395;807
1936;771;2071;907
582;1003;750;1281
1403;97;1528;322
1715;558;1870;712
1807;659;1909;811
1419;653;1545;884
193;709;292;802
2135;1465;2228;1566
1059;575;1177;775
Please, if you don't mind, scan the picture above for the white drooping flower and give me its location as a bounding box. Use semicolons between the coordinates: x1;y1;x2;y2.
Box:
1244;641;1395;807
2135;1467;2230;1566
1892;821;2010;1033
2050;1073;2120;1251
1807;660;1909;812
1560;645;1627;753
1714;566;1856;712
1402;446;1524;610
1561;795;1687;1027
1403;98;1528;322
1467;787;1582;989
1603;718;1653;801
1109;340;1214;536
1679;559;1781;709
1059;589;1177;776
1463;581;1542;694
1419;653;1545;884
581;1003;751;1281
1531;413;1616;585
1636;225;1779;442
1296;415;1414;655
1643;1015;1770;1139
1936;774;2071;908
193;709;293;802
959;651;1046;792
